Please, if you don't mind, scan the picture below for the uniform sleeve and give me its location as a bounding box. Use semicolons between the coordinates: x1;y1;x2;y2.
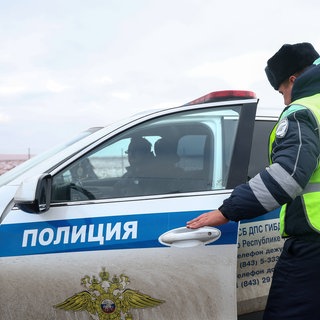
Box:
219;108;320;222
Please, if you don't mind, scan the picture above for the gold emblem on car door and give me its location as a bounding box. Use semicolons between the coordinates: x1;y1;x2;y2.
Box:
54;268;165;320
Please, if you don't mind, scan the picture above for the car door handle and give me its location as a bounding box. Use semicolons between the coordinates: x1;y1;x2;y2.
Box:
159;226;221;248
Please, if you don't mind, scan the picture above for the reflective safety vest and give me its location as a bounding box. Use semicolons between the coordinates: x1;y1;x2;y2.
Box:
269;93;320;237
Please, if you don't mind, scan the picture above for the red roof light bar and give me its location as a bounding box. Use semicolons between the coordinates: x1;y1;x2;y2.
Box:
184;90;257;106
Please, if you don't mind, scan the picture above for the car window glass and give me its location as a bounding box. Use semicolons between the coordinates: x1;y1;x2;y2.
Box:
248;119;276;179
51;106;241;202
0;127;102;188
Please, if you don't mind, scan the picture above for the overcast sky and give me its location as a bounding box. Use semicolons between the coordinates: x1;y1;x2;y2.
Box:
0;0;319;154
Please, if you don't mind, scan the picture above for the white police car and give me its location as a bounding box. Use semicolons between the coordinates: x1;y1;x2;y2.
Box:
0;90;280;320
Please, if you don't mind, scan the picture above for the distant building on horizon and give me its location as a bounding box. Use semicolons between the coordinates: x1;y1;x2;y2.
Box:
0;154;33;175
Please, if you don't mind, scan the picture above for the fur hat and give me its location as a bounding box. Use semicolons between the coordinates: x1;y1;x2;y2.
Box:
265;43;319;90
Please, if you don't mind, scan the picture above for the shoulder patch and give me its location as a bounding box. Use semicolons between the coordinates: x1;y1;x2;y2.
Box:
276;118;289;138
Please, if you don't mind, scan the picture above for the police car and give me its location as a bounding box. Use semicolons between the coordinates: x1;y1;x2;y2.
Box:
0;90;280;320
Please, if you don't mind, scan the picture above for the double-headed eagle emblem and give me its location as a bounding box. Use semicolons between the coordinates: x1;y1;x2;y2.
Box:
54;268;165;320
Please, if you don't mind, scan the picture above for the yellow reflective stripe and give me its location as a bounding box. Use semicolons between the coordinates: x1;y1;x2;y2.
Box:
302;192;320;232
293;94;320;137
279;205;288;237
268;125;276;164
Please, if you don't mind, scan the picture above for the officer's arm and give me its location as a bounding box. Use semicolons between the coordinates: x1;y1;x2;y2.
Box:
220;109;319;222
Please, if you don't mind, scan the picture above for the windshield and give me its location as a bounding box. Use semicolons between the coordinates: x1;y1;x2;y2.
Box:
0;127;103;188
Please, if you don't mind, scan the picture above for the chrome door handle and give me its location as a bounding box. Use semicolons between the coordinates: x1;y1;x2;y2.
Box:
159;226;221;247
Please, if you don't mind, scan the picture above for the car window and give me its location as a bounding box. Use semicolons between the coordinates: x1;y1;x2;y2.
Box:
0;127;103;188
51;106;241;202
247;119;276;179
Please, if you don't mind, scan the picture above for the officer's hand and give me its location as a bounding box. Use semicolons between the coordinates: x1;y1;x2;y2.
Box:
186;209;229;229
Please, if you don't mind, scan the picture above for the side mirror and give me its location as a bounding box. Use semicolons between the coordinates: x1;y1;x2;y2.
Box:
14;173;52;214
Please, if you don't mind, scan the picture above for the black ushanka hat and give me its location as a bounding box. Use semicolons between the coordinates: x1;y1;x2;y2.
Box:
265;42;319;90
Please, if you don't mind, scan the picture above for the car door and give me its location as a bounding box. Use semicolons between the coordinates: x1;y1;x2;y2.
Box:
0;98;257;320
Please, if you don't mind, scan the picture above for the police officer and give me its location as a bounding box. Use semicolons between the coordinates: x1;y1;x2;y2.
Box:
187;42;320;319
